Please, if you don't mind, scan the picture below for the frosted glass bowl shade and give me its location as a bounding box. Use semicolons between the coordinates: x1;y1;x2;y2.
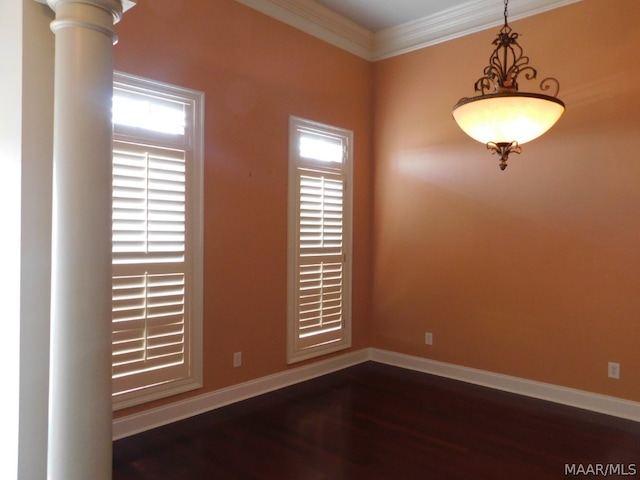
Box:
452;92;565;145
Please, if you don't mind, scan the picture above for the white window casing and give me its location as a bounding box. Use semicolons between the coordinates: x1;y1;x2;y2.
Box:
112;72;204;410
288;116;353;364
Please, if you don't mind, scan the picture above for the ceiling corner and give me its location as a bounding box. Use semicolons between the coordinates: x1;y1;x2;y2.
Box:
235;0;582;62
234;0;374;61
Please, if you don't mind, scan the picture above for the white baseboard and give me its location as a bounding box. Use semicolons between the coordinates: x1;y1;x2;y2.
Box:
113;347;640;439
112;348;369;440
370;348;640;423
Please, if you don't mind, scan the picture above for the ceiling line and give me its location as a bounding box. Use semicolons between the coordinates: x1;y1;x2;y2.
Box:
234;0;583;61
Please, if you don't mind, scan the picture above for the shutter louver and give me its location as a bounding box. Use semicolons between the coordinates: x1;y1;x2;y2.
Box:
298;261;343;338
299;174;343;256
112;140;190;398
112;273;186;393
113;144;186;265
294;168;346;350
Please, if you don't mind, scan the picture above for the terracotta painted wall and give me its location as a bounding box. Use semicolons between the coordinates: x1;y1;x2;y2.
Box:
113;0;373;417
372;0;640;402
113;0;640;419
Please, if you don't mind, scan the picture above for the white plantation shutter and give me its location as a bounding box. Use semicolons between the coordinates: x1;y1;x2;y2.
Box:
112;72;203;409
112;143;188;395
288;117;353;363
112;272;186;393
112;144;186;264
297;171;344;347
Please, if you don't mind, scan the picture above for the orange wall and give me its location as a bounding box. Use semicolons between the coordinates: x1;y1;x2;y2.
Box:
113;0;373;417
113;0;640;419
372;0;640;402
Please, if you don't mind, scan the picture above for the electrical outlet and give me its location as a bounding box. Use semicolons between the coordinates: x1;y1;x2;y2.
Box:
608;362;620;379
425;332;433;345
233;351;242;368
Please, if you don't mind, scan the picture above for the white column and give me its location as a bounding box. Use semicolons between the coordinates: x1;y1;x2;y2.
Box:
45;1;123;478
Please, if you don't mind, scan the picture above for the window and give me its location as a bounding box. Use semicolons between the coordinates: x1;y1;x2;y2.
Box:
111;72;204;409
287;116;353;364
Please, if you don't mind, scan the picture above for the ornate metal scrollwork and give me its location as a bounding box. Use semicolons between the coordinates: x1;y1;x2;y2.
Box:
474;23;560;98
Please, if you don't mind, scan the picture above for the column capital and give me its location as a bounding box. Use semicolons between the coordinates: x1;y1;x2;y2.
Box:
34;0;136;23
35;0;136;43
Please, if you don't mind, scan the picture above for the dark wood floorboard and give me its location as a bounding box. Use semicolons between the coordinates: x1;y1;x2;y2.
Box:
113;362;640;479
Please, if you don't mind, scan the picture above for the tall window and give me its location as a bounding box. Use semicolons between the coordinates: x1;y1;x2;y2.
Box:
288;116;353;364
111;72;204;409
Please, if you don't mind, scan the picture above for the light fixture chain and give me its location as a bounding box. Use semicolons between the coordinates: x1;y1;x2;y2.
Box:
504;0;509;27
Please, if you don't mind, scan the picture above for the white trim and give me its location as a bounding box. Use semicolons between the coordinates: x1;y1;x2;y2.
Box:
234;0;582;61
234;0;374;60
370;349;640;423
114;347;640;440
372;0;582;60
112;349;369;440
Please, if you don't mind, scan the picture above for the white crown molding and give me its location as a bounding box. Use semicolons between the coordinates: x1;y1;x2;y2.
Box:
234;0;374;60
114;347;639;440
373;0;583;60
235;0;582;61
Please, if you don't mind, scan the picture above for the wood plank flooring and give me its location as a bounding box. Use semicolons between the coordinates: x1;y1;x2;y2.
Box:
113;362;640;479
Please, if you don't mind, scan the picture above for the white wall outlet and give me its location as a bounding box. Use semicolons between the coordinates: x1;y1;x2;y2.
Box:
425;332;433;345
233;351;242;368
608;362;620;379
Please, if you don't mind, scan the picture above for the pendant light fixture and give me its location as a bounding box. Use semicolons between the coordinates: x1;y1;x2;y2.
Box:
452;0;565;170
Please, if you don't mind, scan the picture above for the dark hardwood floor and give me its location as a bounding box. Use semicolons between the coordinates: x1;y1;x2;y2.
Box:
113;362;640;479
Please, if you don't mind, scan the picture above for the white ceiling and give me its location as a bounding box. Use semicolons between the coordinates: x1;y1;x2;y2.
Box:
235;0;582;60
313;0;468;32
